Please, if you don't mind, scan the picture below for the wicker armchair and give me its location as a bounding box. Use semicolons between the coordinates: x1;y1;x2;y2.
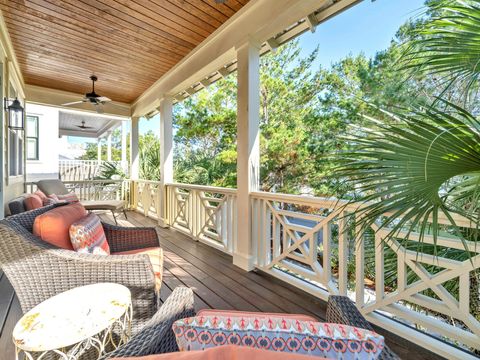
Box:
327;295;400;359
0;205;161;334
101;286;195;359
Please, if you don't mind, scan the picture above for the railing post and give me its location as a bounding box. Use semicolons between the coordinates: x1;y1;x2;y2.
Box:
158;97;173;228
234;38;261;271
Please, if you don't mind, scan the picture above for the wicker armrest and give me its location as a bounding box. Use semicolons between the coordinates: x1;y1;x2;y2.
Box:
327;296;400;360
102;222;160;253
102;287;195;359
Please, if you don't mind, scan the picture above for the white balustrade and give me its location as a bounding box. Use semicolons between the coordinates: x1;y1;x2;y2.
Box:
58;160;124;181
132;180;163;220
25;180;129;203
164;183;237;254
24;177;479;358
251;190;479;359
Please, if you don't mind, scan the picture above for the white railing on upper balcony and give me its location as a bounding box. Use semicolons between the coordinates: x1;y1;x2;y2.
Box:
117;180;479;359
26;179;130;203
58;160;127;181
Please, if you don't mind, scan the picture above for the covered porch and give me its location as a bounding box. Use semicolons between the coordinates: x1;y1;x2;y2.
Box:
0;0;478;359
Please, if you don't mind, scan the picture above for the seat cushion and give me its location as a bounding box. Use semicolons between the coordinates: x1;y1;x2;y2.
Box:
70;213;110;255
24;194;43;211
116;247;163;292
196;309;317;322
33;202;88;250
173;315;385;359
80;200;124;211
112;345;324;360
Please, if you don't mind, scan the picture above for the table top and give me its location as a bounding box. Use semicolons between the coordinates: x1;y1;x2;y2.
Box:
13;283;131;352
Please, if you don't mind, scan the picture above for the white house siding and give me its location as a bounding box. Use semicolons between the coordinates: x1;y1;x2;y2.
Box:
25;103;60;182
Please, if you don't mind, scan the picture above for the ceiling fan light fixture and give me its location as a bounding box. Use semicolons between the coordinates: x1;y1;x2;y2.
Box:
215;0;227;3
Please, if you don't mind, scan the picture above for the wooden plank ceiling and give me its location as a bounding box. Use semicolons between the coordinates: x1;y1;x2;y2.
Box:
0;0;249;103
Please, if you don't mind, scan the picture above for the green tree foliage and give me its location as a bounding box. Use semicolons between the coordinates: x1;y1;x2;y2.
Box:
79;129;129;162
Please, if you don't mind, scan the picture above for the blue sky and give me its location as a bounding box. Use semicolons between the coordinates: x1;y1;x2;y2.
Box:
71;0;426;144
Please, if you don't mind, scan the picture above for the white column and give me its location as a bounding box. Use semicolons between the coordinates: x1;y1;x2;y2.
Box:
234;39;261;271
130;117;140;180
106;131;112;162
158;97;173;228
121;121;128;173
97;138;102;163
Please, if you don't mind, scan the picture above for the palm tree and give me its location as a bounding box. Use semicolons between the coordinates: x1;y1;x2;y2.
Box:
335;0;480;253
333;0;480;342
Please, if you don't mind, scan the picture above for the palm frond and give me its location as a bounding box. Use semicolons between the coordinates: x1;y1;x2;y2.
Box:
333;100;480;250
402;0;480;96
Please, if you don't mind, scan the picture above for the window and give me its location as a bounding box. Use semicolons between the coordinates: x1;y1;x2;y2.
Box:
26;115;39;160
8;83;23;177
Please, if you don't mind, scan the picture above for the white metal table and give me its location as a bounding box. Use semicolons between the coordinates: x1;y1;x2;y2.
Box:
13;283;133;360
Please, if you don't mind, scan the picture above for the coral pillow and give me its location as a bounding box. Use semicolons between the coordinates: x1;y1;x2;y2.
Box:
34;190;48;202
33;203;88;250
173;315;384;359
24;194;43;210
70;213;110;255
112;345;323;360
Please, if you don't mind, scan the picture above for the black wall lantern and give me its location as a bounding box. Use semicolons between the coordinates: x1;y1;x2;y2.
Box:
4;97;24;130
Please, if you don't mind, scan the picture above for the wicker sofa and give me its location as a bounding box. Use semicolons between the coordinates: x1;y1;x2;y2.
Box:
0;204;162;334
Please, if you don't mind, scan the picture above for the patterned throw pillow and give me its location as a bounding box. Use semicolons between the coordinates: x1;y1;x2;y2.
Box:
173;315;384;360
57;193;80;203
43;194;60;206
69;213;110;255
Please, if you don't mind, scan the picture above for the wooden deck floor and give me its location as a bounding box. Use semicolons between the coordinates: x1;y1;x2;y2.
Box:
0;210;444;359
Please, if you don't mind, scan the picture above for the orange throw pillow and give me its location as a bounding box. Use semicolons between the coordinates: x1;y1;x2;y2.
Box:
24;194;43;210
34;190;48;202
33;203;88;250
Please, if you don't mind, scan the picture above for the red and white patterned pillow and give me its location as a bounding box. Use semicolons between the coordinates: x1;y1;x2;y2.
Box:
173;315;384;359
69;213;110;255
43;194;60;206
57;193;79;203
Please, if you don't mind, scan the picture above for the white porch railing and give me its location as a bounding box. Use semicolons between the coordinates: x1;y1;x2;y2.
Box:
249;191;480;358
26;178;478;359
131;181;478;358
165;183;237;254
59;160;126;181
26;179;129;202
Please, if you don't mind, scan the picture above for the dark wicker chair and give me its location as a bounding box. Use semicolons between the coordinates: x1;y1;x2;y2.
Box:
327;295;400;359
0;205;162;335
101;286;195;359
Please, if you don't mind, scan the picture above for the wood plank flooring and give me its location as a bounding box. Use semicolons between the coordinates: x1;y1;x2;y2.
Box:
0;210;445;359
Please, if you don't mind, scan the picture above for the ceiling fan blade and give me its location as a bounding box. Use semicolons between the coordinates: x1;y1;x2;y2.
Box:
96;96;111;102
62;100;85;106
